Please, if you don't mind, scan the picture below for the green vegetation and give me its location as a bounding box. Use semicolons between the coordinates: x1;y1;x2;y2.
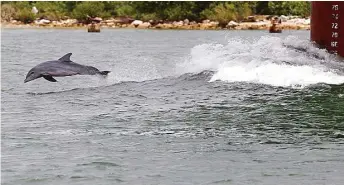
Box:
200;2;254;27
267;1;311;17
34;1;67;20
72;2;106;21
1;4;16;22
1;1;311;23
7;1;36;23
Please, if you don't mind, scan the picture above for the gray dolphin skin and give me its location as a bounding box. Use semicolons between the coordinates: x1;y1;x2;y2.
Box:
24;53;110;83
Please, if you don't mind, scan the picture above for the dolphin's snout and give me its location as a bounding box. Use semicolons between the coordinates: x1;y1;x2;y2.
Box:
24;73;35;83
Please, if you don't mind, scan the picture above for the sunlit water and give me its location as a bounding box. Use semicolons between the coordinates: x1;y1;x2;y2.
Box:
1;28;344;185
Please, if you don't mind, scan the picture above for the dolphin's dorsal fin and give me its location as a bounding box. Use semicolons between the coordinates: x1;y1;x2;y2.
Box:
58;53;72;62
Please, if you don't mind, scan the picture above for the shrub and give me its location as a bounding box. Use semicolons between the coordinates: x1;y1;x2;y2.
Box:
72;2;105;22
235;2;253;21
34;1;67;21
140;13;159;22
115;4;137;18
10;1;31;11
268;2;310;16
15;9;36;23
3;1;36;23
201;2;255;27
1;4;16;21
201;2;237;27
164;2;197;21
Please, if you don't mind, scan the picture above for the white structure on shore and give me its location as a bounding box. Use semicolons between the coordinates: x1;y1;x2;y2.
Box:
31;7;38;14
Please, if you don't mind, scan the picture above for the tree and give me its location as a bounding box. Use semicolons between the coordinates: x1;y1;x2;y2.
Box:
72;2;105;22
201;2;237;27
256;1;271;14
115;2;137;18
268;1;310;16
7;1;36;23
163;2;198;21
233;2;253;21
1;4;16;21
34;1;67;20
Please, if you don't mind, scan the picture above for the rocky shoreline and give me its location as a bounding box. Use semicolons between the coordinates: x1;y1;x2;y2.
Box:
1;15;311;30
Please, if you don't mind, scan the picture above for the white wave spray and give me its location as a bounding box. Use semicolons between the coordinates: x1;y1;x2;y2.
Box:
176;35;344;88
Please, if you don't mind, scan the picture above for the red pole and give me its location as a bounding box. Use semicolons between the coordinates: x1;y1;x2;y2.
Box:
311;1;344;57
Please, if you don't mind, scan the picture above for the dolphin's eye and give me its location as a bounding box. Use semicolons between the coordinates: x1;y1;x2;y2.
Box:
30;71;34;75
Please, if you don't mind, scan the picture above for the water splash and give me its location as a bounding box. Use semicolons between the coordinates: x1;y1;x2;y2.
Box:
106;56;162;84
177;35;344;88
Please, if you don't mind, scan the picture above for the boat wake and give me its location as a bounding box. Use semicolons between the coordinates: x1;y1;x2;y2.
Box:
176;35;344;88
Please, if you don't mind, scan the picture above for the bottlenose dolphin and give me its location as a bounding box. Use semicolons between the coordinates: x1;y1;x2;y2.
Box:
24;53;110;83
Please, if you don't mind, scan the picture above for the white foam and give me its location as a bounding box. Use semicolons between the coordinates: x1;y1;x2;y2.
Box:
210;63;344;88
177;35;344;88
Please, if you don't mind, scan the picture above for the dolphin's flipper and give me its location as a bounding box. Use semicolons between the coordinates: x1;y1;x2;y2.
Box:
58;53;72;62
99;71;110;75
43;75;57;82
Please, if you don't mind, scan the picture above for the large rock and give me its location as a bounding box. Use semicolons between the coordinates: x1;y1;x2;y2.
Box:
131;20;143;28
106;22;115;26
131;20;143;25
163;23;173;29
200;23;215;30
279;15;288;22
190;21;197;25
244;16;256;22
227;21;238;29
202;19;210;24
233;22;270;30
255;15;269;22
92;17;102;22
127;24;136;28
199;21;219;30
154;23;163;29
137;22;151;29
210;21;219;27
148;20;157;26
51;21;63;26
286;18;311;25
114;17;135;24
34;19;50;25
173;21;183;28
62;19;78;24
11;20;19;24
104;19;115;23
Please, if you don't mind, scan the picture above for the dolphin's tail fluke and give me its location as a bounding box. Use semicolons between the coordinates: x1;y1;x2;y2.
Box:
99;71;111;76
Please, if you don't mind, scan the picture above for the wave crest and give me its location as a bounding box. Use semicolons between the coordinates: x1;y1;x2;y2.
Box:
177;35;344;88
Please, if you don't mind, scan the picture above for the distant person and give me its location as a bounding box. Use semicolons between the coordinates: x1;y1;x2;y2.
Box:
271;17;281;26
269;17;282;33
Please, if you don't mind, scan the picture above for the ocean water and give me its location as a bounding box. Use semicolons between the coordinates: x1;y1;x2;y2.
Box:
1;28;344;185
